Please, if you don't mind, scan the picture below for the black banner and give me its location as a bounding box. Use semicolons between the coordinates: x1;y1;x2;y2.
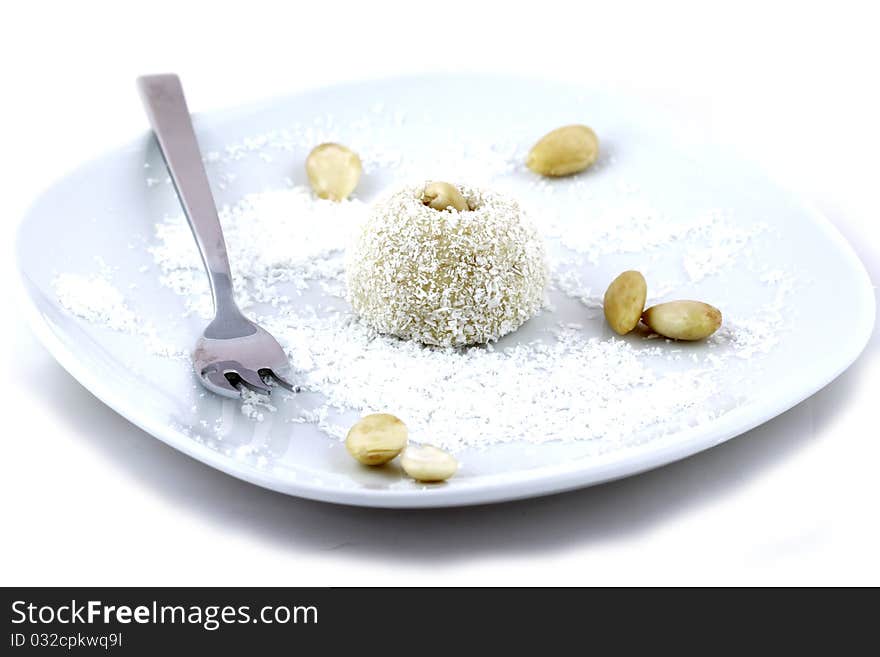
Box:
2;587;874;653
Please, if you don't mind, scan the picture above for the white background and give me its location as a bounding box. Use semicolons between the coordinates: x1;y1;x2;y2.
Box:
2;1;878;585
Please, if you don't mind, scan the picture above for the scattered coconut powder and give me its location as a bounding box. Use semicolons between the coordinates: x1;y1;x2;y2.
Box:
259;309;726;447
51;120;796;452
147;185;789;449
54;274;140;333
53;273;184;358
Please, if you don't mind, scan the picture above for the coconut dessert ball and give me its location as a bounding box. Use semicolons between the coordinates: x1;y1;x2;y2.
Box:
346;182;547;347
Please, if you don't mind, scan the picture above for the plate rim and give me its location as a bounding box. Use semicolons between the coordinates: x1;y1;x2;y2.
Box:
15;74;877;508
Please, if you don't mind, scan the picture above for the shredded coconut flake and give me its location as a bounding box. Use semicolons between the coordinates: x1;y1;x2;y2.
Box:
53;273;185;358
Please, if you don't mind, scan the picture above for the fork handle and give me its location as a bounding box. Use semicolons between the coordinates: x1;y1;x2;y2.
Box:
137;74;243;328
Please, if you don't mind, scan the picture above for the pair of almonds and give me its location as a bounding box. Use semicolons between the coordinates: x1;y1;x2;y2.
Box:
603;270;722;340
345;413;459;482
312;123;600;197
527;124;600;177
305;142;362;201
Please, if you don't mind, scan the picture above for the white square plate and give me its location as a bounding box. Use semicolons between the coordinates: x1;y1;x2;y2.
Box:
16;75;874;507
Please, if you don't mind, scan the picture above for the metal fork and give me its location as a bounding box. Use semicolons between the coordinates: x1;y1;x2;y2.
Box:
137;74;295;398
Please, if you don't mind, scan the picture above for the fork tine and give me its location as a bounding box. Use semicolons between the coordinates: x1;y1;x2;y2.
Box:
202;370;242;398
265;369;298;393
235;368;273;395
